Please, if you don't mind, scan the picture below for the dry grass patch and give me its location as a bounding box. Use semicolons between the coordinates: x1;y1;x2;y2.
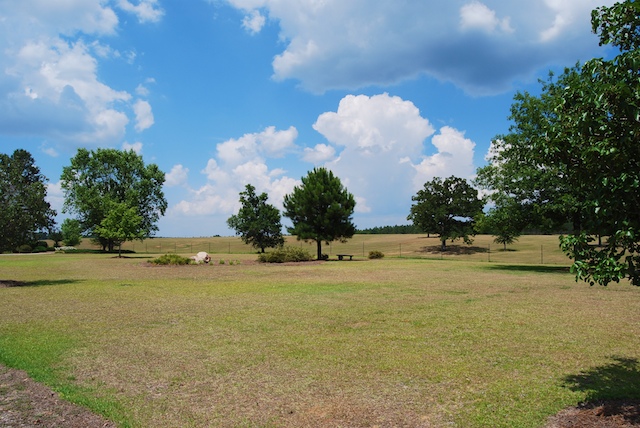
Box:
0;251;639;427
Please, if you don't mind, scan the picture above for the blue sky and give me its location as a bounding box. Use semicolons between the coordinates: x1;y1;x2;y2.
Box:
0;0;615;237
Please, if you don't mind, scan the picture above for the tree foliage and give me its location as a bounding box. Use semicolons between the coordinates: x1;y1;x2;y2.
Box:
476;199;526;250
60;148;167;252
283;167;356;259
227;184;284;253
95;202;145;257
61;218;83;247
408;176;484;251
478;0;640;285
0;149;56;252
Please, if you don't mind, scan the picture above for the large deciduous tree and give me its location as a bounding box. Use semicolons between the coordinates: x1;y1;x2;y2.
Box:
0;149;56;252
227;184;284;253
408;176;483;251
478;0;640;286
283;167;356;260
60;148;167;252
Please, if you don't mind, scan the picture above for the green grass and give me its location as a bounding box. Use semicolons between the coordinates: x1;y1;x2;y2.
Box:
1;237;639;427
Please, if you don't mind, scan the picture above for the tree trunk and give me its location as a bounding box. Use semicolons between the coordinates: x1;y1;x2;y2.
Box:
441;238;447;252
118;243;122;258
316;240;322;260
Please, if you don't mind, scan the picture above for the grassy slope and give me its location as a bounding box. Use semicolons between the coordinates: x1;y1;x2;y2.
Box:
1;238;639;427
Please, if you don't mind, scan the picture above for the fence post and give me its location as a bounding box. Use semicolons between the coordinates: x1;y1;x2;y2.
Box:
488;244;491;263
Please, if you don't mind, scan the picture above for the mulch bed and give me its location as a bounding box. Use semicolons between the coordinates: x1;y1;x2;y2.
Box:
0;365;115;428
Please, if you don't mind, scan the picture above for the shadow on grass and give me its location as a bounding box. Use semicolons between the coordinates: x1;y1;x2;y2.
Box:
0;279;81;288
563;357;640;401
419;245;489;255
485;264;571;274
556;357;640;425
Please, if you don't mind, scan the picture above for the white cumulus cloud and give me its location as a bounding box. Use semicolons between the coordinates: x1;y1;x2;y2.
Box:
412;126;477;189
460;1;513;34
133;99;154;132
313;94;436;219
242;9;266;34
0;0;159;150
122;141;143;154
302;144;336;164
171;126;300;219
165;164;190;187
117;0;164;23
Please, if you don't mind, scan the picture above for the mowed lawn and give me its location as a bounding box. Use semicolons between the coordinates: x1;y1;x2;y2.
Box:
1;239;640;427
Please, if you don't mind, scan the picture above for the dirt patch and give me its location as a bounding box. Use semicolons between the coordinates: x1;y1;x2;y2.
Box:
0;364;115;428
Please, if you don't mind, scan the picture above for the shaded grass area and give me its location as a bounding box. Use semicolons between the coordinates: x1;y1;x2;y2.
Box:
0;253;639;427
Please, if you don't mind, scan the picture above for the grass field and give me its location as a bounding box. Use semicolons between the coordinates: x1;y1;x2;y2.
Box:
1;235;639;427
96;233;569;265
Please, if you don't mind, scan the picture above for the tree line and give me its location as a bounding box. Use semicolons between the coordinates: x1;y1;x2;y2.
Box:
2;1;638;286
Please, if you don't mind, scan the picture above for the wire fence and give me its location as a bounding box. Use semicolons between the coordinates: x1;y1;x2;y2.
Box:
115;234;571;266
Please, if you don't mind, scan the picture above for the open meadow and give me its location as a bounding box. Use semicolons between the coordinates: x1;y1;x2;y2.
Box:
1;235;640;427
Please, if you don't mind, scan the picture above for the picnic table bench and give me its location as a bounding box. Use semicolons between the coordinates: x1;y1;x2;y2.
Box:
337;254;353;261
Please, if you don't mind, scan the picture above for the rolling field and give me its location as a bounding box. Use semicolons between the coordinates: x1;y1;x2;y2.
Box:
1;235;639;427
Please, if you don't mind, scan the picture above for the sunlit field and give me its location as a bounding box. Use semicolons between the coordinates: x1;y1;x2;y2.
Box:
1;235;639;427
93;233;569;265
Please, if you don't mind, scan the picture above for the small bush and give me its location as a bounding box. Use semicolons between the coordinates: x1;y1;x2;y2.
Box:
150;253;193;265
258;246;313;263
32;246;48;253
368;250;385;259
17;244;32;253
319;253;329;261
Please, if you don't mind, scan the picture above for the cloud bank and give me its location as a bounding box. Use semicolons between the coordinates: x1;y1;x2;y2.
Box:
226;0;614;94
0;0;162;151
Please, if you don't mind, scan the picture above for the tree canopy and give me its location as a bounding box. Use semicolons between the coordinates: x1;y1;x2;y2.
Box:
0;149;56;252
478;0;640;286
60;148;167;252
283;167;356;260
227;184;284;253
95;202;145;257
408;176;483;251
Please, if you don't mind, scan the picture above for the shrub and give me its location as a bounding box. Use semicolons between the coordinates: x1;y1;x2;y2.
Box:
150;253;193;265
17;244;32;253
368;250;385;259
32;246;48;253
258;246;313;263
